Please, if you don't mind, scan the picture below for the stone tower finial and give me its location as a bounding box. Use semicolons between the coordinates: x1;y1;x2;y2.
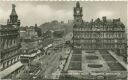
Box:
76;1;80;7
12;4;16;9
10;4;17;16
74;1;83;23
9;4;18;25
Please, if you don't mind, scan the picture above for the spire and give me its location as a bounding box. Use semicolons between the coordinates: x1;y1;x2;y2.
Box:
76;1;80;7
9;4;18;25
10;4;17;16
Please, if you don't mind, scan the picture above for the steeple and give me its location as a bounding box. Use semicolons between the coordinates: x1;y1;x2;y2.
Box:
7;4;20;26
9;4;18;25
73;1;83;23
10;4;17;16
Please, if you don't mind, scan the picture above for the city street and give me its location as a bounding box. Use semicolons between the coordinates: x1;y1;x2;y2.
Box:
18;41;71;80
0;1;127;80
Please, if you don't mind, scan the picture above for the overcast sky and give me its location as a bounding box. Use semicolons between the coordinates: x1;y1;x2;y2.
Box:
0;1;127;26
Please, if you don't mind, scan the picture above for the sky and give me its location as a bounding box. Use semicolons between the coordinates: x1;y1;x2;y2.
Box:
0;1;127;26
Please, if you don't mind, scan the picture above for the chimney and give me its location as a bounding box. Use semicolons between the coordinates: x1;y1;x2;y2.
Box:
91;19;93;22
102;16;107;22
113;18;120;24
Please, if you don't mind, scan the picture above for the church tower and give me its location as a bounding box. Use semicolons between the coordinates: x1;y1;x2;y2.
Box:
7;4;20;26
73;1;83;23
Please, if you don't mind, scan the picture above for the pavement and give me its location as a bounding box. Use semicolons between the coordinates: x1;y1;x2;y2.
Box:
34;45;70;79
108;50;127;69
63;49;72;72
50;47;71;79
18;32;73;80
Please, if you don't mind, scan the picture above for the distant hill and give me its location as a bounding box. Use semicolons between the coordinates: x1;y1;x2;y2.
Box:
39;20;73;34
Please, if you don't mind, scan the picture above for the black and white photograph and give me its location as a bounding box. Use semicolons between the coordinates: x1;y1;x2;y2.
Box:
0;1;127;80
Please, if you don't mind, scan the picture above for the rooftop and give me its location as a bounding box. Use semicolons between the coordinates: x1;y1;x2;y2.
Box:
0;24;18;31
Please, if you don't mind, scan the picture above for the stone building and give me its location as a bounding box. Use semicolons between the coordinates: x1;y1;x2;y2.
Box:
20;25;37;40
69;1;127;71
73;17;127;55
0;4;23;79
20;24;42;42
42;30;53;48
68;1;83;71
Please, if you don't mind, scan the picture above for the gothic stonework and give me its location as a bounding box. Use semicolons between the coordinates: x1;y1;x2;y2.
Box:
73;1;83;24
69;1;127;71
69;1;83;71
7;4;20;26
0;4;22;78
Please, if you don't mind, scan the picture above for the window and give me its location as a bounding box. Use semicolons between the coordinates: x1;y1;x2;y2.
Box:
3;63;5;68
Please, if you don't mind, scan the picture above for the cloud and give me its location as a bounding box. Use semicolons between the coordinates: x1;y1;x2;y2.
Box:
97;10;113;18
0;7;10;24
17;4;54;26
0;2;126;26
0;3;72;26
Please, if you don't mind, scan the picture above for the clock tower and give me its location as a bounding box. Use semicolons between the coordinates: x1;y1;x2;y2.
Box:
73;1;83;23
69;1;83;71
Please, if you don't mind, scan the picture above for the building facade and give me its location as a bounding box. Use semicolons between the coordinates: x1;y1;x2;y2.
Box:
42;30;53;48
0;4;23;79
69;2;127;71
73;2;127;57
69;2;83;71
